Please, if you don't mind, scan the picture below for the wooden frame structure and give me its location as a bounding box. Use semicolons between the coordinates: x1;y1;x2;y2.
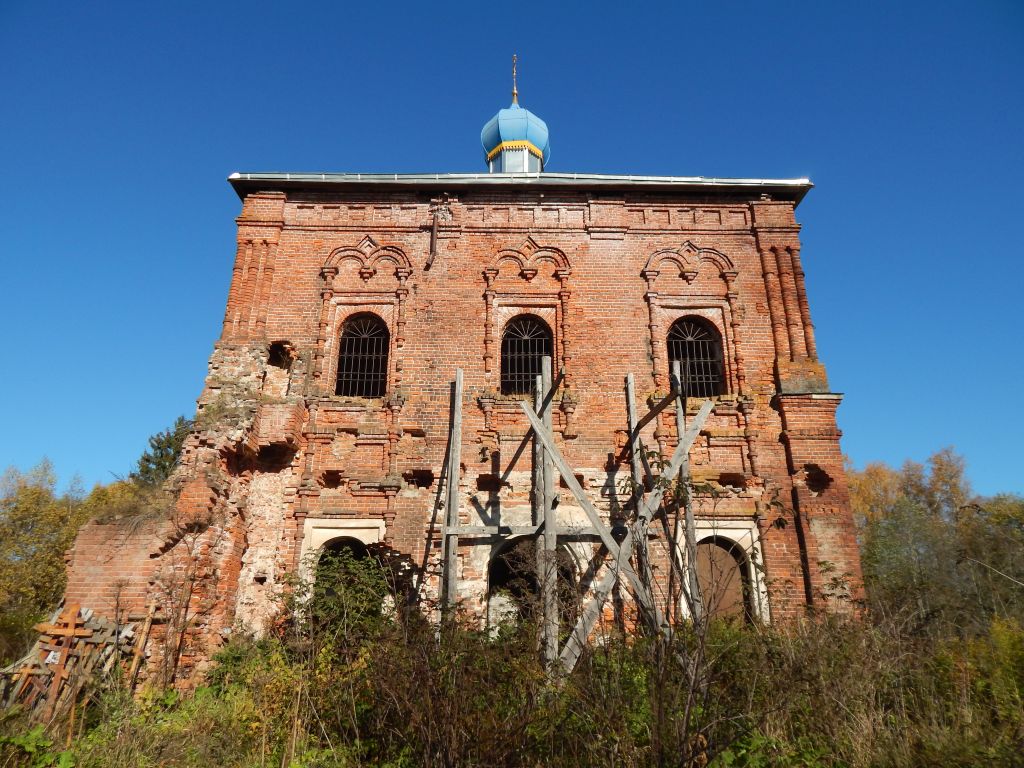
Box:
440;358;713;673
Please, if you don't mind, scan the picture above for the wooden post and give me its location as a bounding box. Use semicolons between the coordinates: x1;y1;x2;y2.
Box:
128;600;157;688
532;376;543;529
520;403;655;614
541;357;558;668
673;361;702;622
625;374;645;502
534;374;545;645
519;403;663;626
558;399;714;672
626;374;657;598
443;369;464;610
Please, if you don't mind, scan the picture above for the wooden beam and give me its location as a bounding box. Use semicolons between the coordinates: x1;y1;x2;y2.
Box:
518;402;659;620
453;525;541;536
673;361;702;622
558;399;715;672
626;374;658;614
501;367;565;484
627;387;680;443
443;369;464;609
449;524;602;536
642;399;714;522
541;357;559;668
626;373;645;506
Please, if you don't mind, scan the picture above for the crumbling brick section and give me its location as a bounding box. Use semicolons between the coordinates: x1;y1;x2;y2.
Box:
247;402;306;454
776;394;862;610
62;174;863;683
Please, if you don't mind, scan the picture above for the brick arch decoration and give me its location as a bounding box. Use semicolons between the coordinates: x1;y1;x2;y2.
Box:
641;241;745;396
479;236;578;435
315;235;413;398
483;236;572;379
324;235;414;281
641;240;735;284
493;235;571;280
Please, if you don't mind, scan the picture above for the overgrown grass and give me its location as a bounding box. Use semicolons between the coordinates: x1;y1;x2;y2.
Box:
4;452;1023;766
3;557;1022;767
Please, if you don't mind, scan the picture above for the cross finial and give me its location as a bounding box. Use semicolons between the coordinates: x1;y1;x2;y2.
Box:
511;54;518;104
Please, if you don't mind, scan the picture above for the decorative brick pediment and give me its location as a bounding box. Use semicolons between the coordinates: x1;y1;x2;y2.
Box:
642;241;735;283
493;237;571;278
323;238;413;282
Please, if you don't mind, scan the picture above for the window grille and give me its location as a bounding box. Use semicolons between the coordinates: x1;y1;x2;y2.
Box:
667;317;723;398
500;315;553;396
335;313;389;397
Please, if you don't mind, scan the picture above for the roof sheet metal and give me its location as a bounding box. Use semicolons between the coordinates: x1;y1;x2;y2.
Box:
227;171;813;204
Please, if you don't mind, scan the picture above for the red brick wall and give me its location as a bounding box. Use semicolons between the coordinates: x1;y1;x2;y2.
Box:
66;181;863;678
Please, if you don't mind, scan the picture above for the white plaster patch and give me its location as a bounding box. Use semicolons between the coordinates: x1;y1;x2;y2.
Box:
235;469;291;635
298;517;386;583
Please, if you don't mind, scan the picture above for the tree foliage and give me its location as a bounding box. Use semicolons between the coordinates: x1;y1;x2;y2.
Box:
0;462;90;664
0;418;189;664
850;448;1024;636
131;416;193;488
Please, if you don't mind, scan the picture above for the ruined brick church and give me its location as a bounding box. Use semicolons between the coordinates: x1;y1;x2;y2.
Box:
64;81;861;680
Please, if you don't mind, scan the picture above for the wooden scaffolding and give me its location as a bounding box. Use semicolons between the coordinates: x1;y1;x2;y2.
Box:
439;358;713;673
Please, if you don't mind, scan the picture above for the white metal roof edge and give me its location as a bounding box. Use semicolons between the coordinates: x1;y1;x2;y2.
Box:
227;171;812;188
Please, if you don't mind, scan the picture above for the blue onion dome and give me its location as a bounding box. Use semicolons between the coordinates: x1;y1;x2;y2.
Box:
481;100;551;173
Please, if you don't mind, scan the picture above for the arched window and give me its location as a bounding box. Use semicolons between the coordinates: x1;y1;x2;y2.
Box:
667;317;724;398
335;313;389;397
500;315;553;396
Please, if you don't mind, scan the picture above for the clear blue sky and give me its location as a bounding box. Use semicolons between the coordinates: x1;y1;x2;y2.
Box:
1;1;1021;496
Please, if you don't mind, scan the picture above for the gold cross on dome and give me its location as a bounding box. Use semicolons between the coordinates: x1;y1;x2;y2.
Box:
512;54;518;104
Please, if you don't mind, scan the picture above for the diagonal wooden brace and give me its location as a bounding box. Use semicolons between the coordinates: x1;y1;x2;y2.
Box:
558;399;714;672
627;388;680;446
499;367;565;483
518;403;658;620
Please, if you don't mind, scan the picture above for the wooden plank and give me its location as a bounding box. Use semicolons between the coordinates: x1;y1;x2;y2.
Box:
541;357;559;668
627;387;679;443
560;559;617;669
518;401;659;620
443;369;464;609
453;525;541;535
519;402;622;560
640;399;714;524
558;399;714;672
459;524;599;536
128;600;157;688
500;367;565;484
532;372;547;661
626;374;658;612
34;604;91;638
625;374;645;510
673;361;702;622
532;375;543;527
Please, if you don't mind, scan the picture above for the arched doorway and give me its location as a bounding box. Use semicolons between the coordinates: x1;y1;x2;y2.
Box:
311;537;415;627
695;537;752;621
487;538;579;628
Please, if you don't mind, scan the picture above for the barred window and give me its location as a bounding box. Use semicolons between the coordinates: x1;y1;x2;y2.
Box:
667;317;724;398
500;315;553;396
335;313;389;397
